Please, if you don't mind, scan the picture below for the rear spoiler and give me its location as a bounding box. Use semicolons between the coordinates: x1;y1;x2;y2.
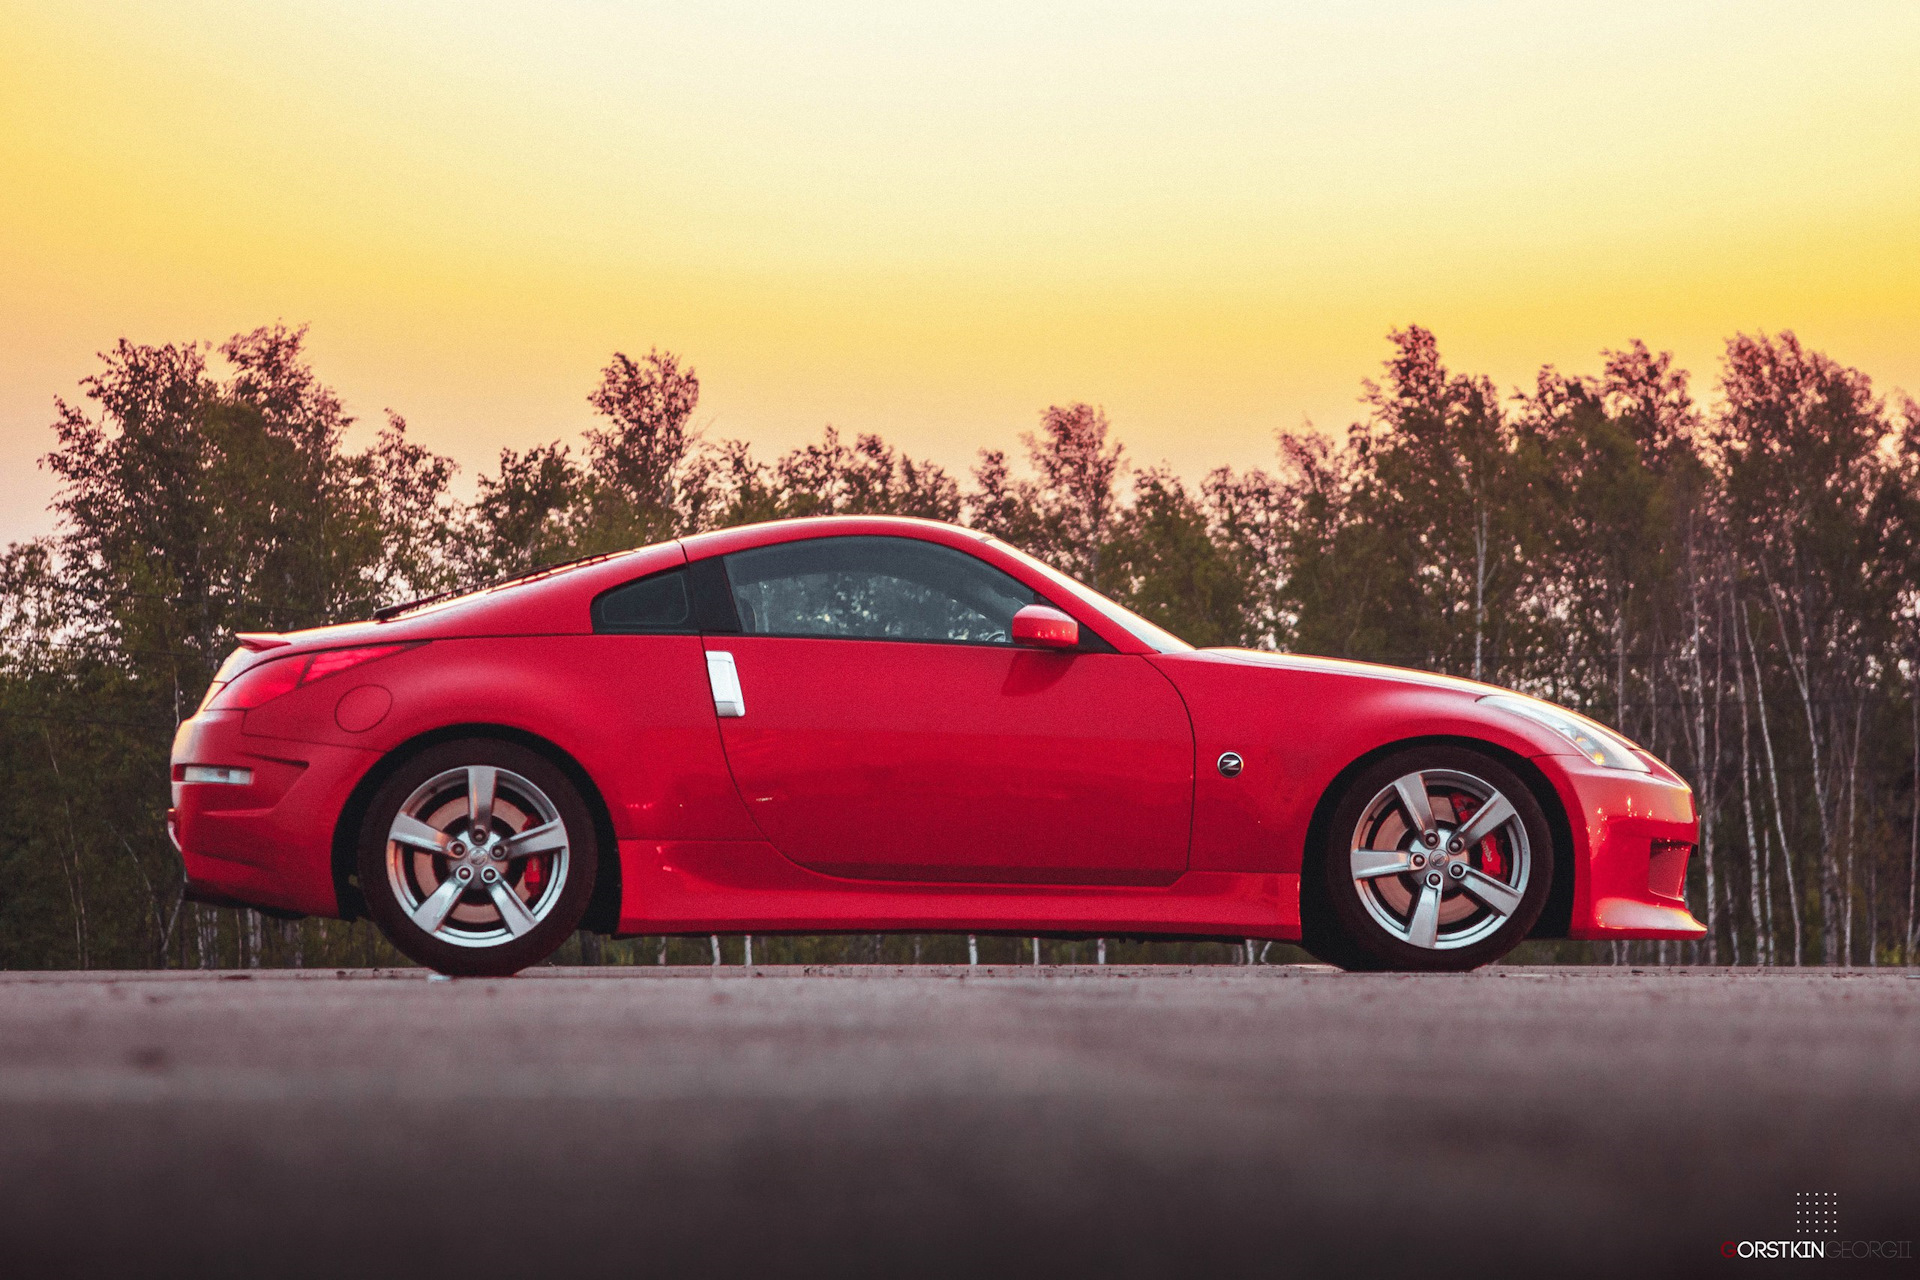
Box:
234;633;291;652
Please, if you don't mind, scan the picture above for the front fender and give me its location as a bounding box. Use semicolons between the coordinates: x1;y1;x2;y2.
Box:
1150;650;1573;876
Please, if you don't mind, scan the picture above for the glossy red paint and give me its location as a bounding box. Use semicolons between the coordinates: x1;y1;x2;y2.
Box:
170;711;373;917
167;515;1704;953
621;839;1294;938
1544;752;1702;940
1011;603;1080;648
708;636;1191;885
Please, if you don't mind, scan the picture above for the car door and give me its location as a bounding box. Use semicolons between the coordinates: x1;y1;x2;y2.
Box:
697;534;1194;886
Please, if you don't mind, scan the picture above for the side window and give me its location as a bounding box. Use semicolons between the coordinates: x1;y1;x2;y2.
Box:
592;567;693;633
722;536;1037;644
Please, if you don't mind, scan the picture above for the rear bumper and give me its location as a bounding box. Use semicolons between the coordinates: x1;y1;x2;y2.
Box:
1543;754;1707;941
170;710;375;919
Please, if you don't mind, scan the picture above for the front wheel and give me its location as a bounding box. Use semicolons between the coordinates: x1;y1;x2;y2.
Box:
357;739;597;977
1306;746;1552;972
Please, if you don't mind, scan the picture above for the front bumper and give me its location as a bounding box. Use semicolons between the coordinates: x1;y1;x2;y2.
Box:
1543;753;1707;941
170;710;376;919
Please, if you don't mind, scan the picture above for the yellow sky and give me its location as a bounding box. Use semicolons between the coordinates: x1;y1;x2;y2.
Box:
3;1;1917;543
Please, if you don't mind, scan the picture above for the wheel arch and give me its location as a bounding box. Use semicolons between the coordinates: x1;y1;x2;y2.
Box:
1298;734;1576;940
330;723;623;934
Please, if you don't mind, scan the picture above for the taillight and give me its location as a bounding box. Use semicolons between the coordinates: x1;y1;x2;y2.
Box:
304;646;405;682
205;644;412;711
212;656;307;709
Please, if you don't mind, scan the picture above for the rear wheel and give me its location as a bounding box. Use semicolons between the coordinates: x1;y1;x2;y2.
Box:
357;739;596;977
1307;746;1551;972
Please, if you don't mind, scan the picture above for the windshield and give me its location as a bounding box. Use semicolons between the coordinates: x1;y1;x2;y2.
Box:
989;539;1193;654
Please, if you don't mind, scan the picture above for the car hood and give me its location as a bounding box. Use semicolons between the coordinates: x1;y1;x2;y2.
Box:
1194;648;1510;698
1187;647;1671;774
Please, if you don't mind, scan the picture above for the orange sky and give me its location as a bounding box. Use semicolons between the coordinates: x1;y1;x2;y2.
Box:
3;1;1917;545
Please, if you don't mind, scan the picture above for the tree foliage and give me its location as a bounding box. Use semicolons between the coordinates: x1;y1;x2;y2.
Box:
5;323;1918;969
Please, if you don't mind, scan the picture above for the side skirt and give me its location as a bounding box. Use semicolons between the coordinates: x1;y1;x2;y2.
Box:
613;839;1301;940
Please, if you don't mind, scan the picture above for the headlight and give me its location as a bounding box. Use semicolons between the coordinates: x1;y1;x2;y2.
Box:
1478;694;1649;771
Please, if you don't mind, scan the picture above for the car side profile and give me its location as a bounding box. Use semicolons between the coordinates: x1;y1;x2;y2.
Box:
169;516;1705;975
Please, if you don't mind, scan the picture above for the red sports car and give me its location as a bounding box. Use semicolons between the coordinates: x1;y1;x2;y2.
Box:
169;516;1704;975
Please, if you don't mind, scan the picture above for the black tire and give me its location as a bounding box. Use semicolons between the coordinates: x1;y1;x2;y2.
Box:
357;738;597;977
1308;745;1552;972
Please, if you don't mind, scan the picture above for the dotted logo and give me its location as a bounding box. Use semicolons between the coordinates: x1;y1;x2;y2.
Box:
1794;1191;1839;1238
1724;1191;1909;1260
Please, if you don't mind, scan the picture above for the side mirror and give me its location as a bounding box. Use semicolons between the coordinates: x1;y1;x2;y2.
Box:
1011;604;1080;650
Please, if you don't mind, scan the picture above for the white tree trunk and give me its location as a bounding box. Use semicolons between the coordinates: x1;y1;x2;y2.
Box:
1764;576;1839;963
1909;652;1919;964
1472;505;1488;682
1745;606;1803;964
1734;609;1767;966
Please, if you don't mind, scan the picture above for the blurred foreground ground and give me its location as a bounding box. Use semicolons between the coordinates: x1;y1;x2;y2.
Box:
0;965;1915;1278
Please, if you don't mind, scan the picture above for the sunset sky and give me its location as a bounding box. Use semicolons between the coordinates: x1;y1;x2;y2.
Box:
3;1;1916;545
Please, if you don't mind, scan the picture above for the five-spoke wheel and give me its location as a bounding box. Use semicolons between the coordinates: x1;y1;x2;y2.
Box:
358;739;596;976
1306;746;1552;971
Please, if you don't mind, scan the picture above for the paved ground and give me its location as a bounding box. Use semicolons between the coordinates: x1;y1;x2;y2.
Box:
0;966;1915;1278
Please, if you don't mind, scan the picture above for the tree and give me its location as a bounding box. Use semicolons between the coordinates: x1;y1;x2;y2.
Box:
971;403;1126;591
1279;327;1540;682
1715;332;1911;964
461;348;710;577
1197;464;1293;650
1106;467;1255;647
1516;343;1703;729
1516;344;1725;955
44;324;456;701
3;325;457;970
580;348;702;547
10;320;1920;971
460;442;593;581
719;427;961;526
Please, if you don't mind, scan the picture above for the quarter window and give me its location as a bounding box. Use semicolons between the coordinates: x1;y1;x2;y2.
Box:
592;567;693;632
722;536;1036;645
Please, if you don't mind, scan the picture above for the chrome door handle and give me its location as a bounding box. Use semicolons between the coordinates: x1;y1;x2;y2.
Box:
706;650;745;718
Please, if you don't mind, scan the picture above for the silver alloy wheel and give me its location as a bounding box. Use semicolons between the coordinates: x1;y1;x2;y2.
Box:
385;765;571;950
1347;768;1530;951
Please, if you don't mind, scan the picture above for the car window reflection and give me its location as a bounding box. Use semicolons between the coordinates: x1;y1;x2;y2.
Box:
723;536;1037;644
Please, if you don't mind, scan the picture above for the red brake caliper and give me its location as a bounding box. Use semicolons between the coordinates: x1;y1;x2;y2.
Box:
1452;794;1506;879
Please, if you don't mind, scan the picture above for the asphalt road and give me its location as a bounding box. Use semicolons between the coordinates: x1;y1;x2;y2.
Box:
0;965;1915;1278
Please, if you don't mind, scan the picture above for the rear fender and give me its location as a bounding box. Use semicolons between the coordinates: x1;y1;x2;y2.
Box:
331;724;622;933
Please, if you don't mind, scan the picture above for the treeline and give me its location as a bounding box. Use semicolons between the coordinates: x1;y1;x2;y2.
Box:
2;323;1916;969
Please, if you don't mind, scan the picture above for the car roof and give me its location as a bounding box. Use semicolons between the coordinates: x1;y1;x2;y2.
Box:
678;515;994;561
